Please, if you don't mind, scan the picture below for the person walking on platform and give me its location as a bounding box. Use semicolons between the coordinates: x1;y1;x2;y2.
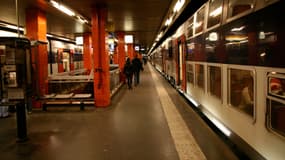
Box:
123;58;134;89
132;54;144;86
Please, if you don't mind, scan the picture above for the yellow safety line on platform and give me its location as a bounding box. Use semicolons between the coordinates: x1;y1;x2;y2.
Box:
149;64;206;160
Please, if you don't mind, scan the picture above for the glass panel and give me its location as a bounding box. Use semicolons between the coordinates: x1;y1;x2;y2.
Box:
225;24;249;64
205;31;219;62
186;40;194;61
227;0;254;18
229;68;254;116
195;7;205;34
186;64;194;84
187;17;194;38
267;99;285;137
207;0;223;28
208;66;221;99
268;77;285;99
195;64;204;90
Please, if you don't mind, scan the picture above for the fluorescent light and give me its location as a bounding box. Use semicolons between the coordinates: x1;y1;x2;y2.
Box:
158;32;163;38
50;0;75;16
50;0;59;7
173;0;185;12
59;5;75;16
165;17;173;26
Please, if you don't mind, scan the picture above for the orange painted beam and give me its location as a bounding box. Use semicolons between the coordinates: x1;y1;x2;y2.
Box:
83;33;92;71
26;8;48;99
116;31;125;82
92;4;110;107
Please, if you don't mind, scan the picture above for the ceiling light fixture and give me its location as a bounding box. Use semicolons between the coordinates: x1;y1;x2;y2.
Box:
165;16;173;26
50;0;75;16
173;0;185;13
49;0;89;24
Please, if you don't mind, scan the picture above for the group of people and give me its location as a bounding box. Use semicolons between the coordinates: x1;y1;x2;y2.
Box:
123;55;144;89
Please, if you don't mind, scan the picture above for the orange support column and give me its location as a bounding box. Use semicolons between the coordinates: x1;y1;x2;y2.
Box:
92;4;110;107
127;44;134;60
83;33;92;71
117;32;125;82
26;8;48;98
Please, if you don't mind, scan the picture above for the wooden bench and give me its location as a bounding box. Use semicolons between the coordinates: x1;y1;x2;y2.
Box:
42;93;94;111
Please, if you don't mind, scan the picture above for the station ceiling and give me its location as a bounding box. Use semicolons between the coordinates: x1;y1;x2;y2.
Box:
0;0;175;51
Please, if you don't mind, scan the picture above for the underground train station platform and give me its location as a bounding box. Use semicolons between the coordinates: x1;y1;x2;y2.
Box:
0;64;239;160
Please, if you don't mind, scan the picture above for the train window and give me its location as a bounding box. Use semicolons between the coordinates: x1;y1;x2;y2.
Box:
195;64;204;90
207;0;223;28
267;99;285;138
186;40;194;61
186;63;194;85
228;68;254;117
187;17;194;38
208;66;221;99
268;74;285;100
205;31;219;62
225;24;249;64
194;7;205;35
227;0;254;18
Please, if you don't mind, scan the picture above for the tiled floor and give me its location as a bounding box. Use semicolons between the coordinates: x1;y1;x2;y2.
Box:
0;63;238;160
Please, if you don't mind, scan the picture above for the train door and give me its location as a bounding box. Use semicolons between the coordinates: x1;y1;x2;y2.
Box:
178;42;183;85
177;36;186;91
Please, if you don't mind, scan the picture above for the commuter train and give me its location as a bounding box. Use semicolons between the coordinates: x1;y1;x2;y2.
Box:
150;0;285;159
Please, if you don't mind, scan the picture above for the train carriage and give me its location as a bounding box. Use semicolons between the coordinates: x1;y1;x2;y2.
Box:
150;0;285;159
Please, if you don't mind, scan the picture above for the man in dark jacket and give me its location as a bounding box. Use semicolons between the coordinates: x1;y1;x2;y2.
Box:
132;54;143;86
123;58;134;89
